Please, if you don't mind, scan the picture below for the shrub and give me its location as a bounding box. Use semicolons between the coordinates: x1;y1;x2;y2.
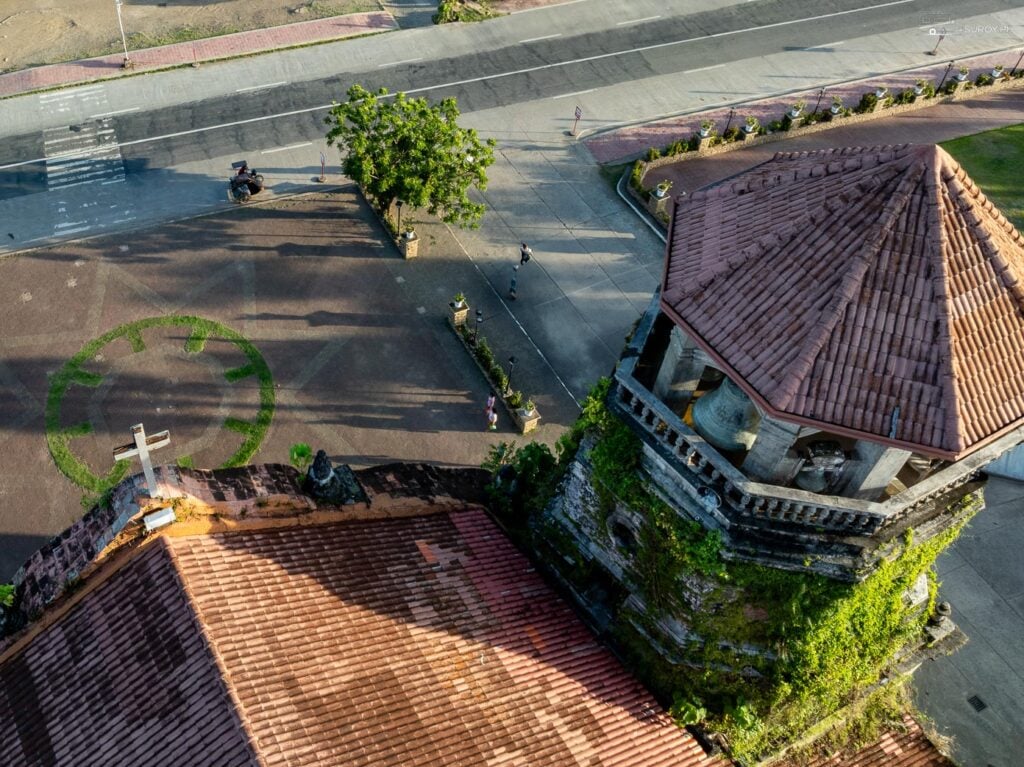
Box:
854;92;877;113
665;139;687;156
289;443;314;477
507;390;524;409
670;696;707;727
433;0;460;22
687;134;701;151
722;126;740;141
645;147;661;161
975;73;995;87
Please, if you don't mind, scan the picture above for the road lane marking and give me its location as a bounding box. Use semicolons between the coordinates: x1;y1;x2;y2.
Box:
1;0;914;173
551;88;595;99
520;33;562;43
377;58;423;67
235;81;288;93
90;107;141;118
261;142;313;154
684;63;727;73
617;15;661;26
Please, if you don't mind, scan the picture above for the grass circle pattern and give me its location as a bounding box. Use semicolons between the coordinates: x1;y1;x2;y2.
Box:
45;315;275;493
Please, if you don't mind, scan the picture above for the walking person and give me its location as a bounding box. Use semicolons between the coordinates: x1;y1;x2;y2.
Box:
487;408;498;431
485;393;496;414
519;242;532;266
509;264;519;300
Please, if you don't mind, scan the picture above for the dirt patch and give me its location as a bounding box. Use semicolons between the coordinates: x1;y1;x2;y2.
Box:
0;0;571;74
0;0;379;72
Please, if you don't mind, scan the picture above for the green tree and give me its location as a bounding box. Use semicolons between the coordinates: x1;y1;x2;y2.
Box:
325;85;497;229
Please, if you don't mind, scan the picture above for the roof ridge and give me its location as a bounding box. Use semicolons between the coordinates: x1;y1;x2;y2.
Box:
773;157;921;410
165;541;268;767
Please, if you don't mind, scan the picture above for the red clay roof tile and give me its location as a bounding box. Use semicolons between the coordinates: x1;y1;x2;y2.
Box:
662;144;1024;459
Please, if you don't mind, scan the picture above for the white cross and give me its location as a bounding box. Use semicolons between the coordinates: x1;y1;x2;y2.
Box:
112;423;170;497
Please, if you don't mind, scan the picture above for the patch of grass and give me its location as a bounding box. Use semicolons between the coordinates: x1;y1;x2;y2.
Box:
176;455;195;469
224;363;256;383
46;315;275;493
942;123;1024;230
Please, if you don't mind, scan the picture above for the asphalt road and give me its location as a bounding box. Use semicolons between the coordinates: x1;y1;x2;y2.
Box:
1;0;1020;200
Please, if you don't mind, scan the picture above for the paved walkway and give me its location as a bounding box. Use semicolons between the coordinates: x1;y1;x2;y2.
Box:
585;52;1024;164
0;12;397;98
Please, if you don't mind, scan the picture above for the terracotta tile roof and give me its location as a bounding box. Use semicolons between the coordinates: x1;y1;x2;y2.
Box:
662;144;1024;459
1;509;718;767
0;540;259;767
790;715;953;766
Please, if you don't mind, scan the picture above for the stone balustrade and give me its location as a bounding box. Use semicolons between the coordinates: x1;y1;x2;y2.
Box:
610;298;1019;574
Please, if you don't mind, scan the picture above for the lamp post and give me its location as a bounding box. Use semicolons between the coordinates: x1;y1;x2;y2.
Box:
473;310;483;345
506;355;517;396
114;0;132;68
723;108;735;134
1012;49;1024;76
937;61;954;91
396;199;403;236
812;87;825;116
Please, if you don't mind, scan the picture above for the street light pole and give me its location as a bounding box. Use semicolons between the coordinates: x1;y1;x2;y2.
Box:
396;200;403;236
937;61;954;91
506;355;517;396
812;87;825;116
1012;49;1024;77
114;0;132;69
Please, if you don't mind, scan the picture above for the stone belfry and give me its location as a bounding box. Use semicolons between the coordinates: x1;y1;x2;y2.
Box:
563;143;1024;580
539;145;1024;752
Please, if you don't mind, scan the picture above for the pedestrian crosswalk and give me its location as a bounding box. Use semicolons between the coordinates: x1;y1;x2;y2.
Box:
39;86;126;190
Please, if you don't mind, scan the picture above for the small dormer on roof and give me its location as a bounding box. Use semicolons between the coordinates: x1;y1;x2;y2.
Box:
662;144;1024;460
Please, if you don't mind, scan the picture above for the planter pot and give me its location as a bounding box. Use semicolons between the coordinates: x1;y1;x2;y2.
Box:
992;69;1004;79
653;188;668;199
788;109;802;119
699;128;711;138
913;86;924;96
874;89;887;99
955;73;968;82
743;125;757;134
829;105;842;115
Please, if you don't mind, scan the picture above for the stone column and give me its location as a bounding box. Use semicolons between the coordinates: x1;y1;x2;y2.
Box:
844;441;911;500
653;326;706;408
741;416;803;484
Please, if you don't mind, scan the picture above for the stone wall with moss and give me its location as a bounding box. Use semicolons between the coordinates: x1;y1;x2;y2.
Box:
491;379;981;762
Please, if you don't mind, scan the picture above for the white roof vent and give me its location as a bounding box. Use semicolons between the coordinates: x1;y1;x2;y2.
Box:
143;506;177;533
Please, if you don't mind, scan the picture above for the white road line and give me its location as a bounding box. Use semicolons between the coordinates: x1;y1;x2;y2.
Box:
0;0;914;173
90;107;141;118
235;81;288;93
551;88;595;99
617;15;661;26
520;33;562;43
261;142;313;154
54;220;89;229
684;63;727;73
377;58;423;68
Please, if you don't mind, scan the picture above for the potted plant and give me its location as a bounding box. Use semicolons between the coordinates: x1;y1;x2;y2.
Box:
523;398;536;415
991;64;1005;78
829;95;843;115
698;119;714;138
448;292;470;327
788;99;806;118
914;79;927;95
743;115;760;134
653;179;673;199
956;65;970;82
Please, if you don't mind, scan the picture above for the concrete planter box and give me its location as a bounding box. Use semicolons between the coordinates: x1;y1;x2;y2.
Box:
513;407;542;434
398;232;419;259
449;302;469;328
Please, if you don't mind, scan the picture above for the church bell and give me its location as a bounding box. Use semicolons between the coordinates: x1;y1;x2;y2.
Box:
692;376;761;452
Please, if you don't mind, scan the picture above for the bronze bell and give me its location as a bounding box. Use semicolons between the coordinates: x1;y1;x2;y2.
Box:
692;376;761;452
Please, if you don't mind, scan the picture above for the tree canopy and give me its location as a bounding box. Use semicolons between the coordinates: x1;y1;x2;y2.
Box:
325;84;497;229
